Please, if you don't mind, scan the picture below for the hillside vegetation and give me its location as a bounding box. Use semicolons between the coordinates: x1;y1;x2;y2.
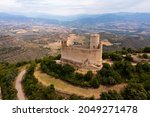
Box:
39;47;150;99
0;47;150;100
22;62;62;100
0;62;18;99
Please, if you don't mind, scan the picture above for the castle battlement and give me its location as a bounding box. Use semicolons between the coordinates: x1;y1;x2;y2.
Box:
61;34;103;70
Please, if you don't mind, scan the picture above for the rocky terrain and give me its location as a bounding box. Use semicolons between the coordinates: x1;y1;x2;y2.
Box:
0;35;50;63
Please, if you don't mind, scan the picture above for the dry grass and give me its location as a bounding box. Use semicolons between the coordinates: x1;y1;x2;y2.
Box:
34;66;126;99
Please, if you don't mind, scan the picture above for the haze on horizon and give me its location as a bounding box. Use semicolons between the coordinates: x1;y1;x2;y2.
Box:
0;0;150;16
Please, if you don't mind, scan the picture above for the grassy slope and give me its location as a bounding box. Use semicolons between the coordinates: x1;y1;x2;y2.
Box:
34;65;126;99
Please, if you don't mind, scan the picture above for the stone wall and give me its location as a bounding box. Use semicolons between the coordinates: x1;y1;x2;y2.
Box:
61;34;103;69
61;46;102;67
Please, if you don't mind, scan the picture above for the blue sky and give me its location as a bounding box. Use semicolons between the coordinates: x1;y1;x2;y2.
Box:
0;0;150;16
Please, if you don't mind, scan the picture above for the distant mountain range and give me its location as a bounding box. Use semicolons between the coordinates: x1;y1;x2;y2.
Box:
0;12;150;37
0;12;150;24
64;13;150;26
0;12;59;24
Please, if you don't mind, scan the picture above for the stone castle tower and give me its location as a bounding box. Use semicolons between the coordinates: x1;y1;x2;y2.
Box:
61;34;103;70
90;34;100;49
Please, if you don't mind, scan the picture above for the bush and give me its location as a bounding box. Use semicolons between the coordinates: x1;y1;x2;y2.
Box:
62;64;75;75
84;71;93;81
16;61;29;67
98;65;122;85
100;90;123;100
121;83;148;100
22;63;61;100
136;62;150;73
143;47;150;53
143;81;150;91
0;63;18;99
90;78;100;88
124;54;133;62
112;61;134;80
75;73;84;80
110;53;123;61
69;94;82;100
40;58;99;88
54;54;61;60
102;52;110;59
142;53;148;59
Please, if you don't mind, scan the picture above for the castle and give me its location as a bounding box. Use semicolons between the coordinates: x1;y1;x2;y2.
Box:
61;34;103;70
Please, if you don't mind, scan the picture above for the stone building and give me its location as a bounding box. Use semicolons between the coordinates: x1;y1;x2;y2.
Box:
61;34;103;70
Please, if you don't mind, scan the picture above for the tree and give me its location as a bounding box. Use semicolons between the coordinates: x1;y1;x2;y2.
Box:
23;64;61;100
108;76;117;85
103;63;111;69
27;62;36;74
136;62;150;73
16;61;29;67
113;61;134;80
98;64;122;85
46;84;55;93
110;53;122;61
143;81;150;91
127;48;133;53
62;64;75;75
147;91;150;100
102;52;110;59
75;73;84;80
69;94;82;100
44;84;58;100
84;71;93;81
142;53;148;59
54;54;61;60
121;83;148;100
143;47;150;53
0;63;17;100
124;54;133;62
100;90;123;100
90;78;100;88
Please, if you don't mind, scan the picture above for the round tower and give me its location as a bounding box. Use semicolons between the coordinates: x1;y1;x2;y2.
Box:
90;34;100;49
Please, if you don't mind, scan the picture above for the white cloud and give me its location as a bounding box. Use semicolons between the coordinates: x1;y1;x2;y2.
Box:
0;0;149;15
0;0;21;12
128;0;150;12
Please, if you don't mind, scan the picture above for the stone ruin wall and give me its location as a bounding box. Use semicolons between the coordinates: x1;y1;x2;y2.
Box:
61;46;102;67
61;34;103;69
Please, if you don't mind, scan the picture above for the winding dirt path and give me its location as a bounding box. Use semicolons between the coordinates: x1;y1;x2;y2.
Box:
34;66;126;99
15;70;26;100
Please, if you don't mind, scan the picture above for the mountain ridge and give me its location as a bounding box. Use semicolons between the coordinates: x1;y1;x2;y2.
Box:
0;12;150;23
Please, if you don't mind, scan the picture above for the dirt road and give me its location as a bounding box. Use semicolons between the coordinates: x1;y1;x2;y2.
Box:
34;66;126;99
15;70;26;100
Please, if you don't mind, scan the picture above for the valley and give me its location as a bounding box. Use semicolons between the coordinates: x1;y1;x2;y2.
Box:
0;13;150;63
0;12;150;100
